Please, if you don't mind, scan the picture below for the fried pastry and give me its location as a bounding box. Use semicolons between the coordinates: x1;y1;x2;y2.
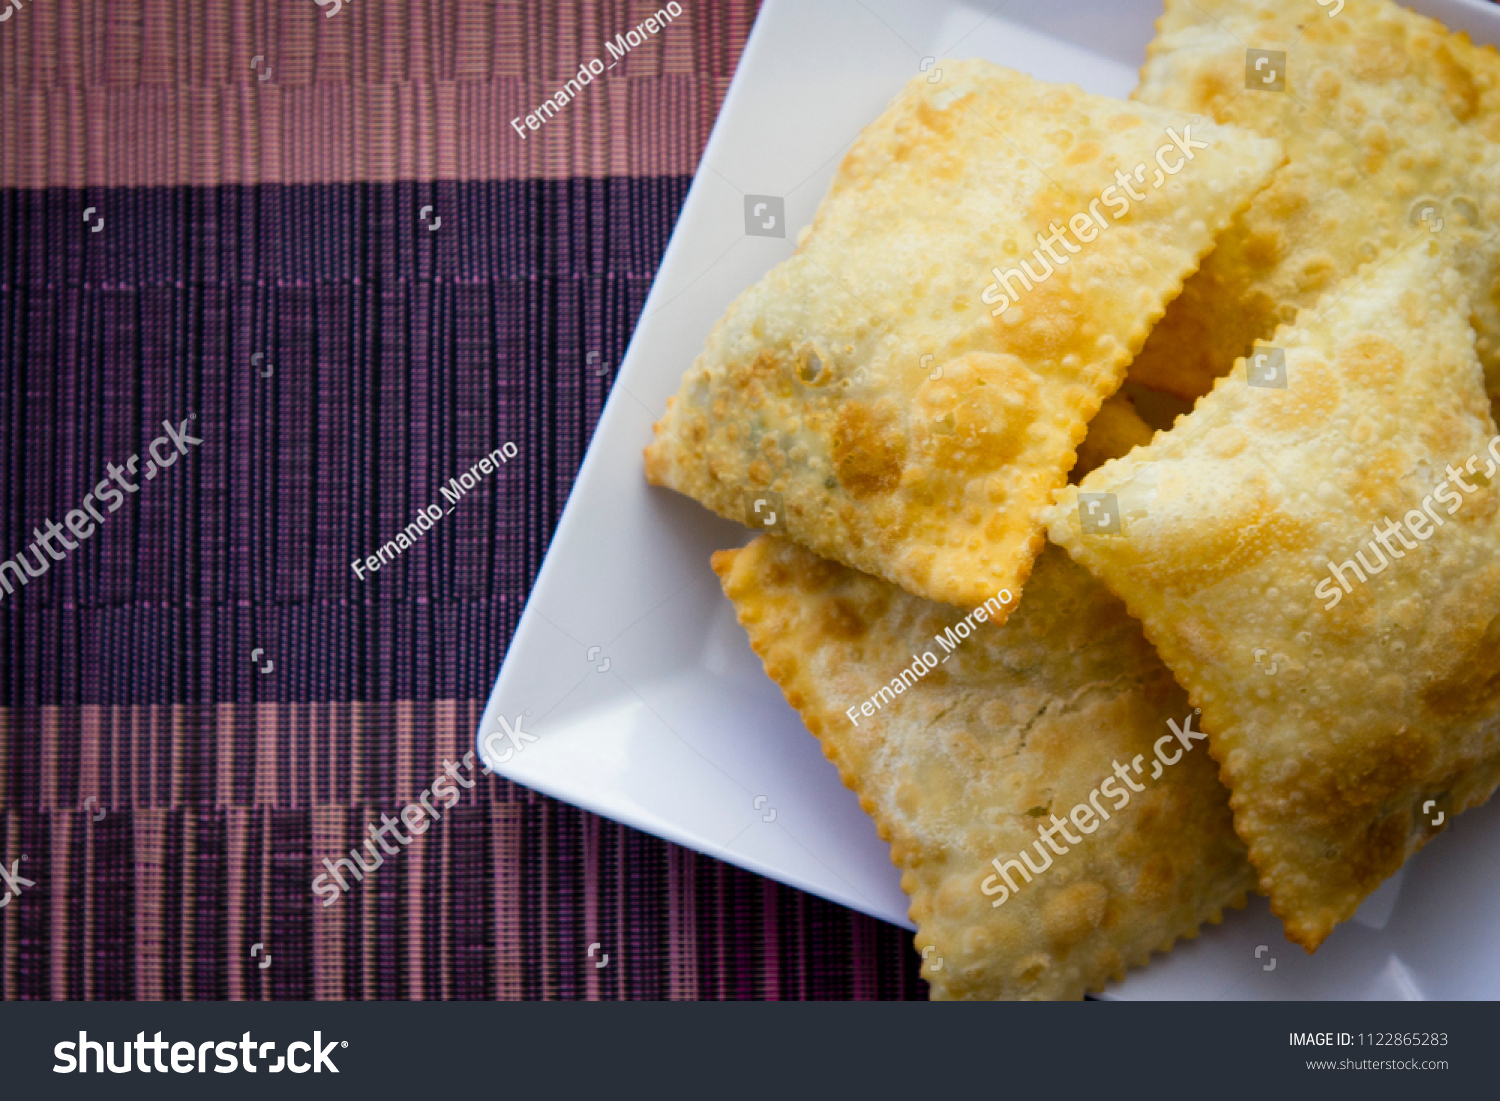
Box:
1047;241;1500;950
714;536;1254;999
1127;0;1500;403
1072;395;1154;482
650;59;1283;610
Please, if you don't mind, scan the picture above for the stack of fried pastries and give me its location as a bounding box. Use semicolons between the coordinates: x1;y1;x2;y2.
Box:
645;0;1500;999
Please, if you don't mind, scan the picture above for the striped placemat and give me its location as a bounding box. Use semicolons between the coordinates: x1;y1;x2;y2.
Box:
0;0;925;1000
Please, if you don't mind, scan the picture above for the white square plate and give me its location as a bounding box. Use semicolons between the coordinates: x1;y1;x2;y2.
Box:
480;0;1500;999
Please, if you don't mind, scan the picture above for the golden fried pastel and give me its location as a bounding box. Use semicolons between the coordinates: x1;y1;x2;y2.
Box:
1048;241;1500;950
714;536;1254;999
1127;0;1500;403
649;59;1283;610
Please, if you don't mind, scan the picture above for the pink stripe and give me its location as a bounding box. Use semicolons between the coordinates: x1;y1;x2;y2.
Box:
40;705;61;810
395;700;416;803
0;0;758;187
254;702;280;808
78;706;103;815
169;704;189;807
216;701;237;807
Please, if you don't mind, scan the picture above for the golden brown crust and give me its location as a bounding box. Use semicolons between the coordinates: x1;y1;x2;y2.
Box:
649;58;1283;609
1072;394;1155;483
715;537;1254;999
1128;0;1500;403
1048;241;1500;950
